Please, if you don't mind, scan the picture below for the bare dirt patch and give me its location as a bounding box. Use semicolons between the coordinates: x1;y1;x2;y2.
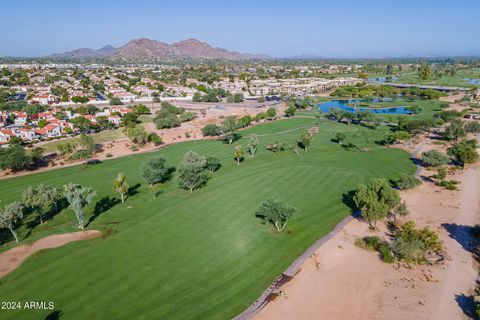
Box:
0;230;101;278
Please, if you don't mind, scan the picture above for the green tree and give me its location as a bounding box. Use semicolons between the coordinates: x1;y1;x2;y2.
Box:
285;106;296;117
22;184;61;224
353;178;401;228
201;124;222;136
155;115;181;129
0;145;32;171
79;133;96;155
178;151;209;193
133;104;150;114
205;156;221;173
238;115;253;128
266;107;277;119
37;119;48;128
109;97;123;105
221;116;239;145
141;157;172;187
255;198;298;232
445;119;466;142
0;202;24;244
335;132;346;144
418;63;431;80
63;183;96;229
299;131;313;152
234;145;244;166
148;132;162;146
113;172;129;203
71;116;92;133
447;139;479;169
386;64;394;75
248;134;259;157
72;96;89;104
122;112;139;128
126;125;148;145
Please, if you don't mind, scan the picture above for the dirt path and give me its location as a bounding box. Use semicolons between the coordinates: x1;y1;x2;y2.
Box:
0;230;101;278
255;166;480;320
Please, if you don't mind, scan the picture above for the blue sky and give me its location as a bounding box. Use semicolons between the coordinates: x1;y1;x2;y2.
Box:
1;0;479;58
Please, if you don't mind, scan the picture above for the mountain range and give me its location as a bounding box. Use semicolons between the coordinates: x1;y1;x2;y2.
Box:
49;38;269;61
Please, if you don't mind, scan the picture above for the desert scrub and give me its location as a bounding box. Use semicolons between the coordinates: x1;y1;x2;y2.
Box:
355;236;395;263
377;242;395;263
392;221;444;264
436;179;460;190
355;236;381;251
395;174;422;190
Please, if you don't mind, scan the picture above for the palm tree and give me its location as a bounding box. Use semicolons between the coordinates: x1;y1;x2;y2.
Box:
234;145;244;166
113;172;129;203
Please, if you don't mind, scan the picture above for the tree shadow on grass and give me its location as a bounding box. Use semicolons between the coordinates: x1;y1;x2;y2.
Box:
22;198;69;241
341;190;357;212
45;310;63;320
341;143;360;152
455;294;477;319
0;229;13;246
341;190;362;222
128;183;142;197
86;196;120;227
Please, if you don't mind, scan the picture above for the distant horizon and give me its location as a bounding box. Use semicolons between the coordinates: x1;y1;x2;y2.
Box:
1;0;479;58
2;36;480;61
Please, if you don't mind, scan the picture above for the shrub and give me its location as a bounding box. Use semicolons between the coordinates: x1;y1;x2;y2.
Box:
436;179;459;190
355;236;381;251
434;167;447;180
392;238;425;263
378;243;396;263
393;221;443;263
255;112;266;122
266;108;277;119
148;132;162;146
179;112;197;122
465;121;480;133
69;150;91;161
155;115;181;129
421;150;450;167
396;174;422;190
106;153;113;158
201;124;222;136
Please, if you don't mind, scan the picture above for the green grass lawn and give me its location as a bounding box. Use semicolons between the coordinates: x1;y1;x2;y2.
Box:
38;128;126;153
371;68;480;89
137;114;154;123
0;118;416;320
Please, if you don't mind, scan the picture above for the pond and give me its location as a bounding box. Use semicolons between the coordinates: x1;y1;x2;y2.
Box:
318;99;414;115
463;78;480;85
367;76;398;83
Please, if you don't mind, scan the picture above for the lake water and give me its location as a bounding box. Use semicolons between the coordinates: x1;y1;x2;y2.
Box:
318;99;413;115
368;76;398;83
463;78;480;85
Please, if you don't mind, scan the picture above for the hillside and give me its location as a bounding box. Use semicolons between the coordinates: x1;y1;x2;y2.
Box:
49;38;268;61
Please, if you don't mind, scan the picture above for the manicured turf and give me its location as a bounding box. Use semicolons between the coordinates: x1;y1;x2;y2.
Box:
38;128;126;153
371;68;480;88
0;118;416;320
